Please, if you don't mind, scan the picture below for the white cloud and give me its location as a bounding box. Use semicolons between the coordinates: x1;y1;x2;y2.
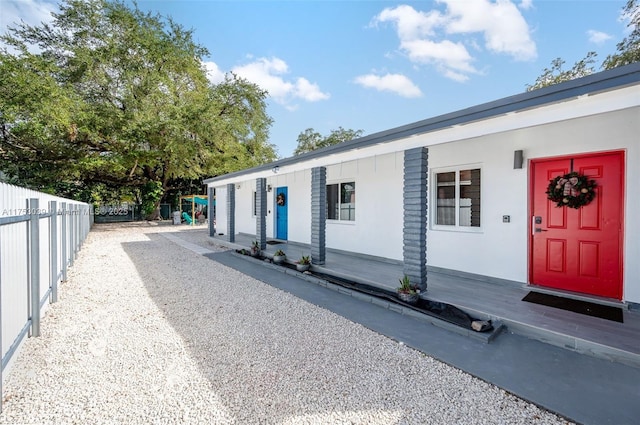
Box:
372;1;536;82
401;38;476;75
373;4;445;40
203;61;225;84
442;0;536;61
294;77;330;102
0;0;57;33
587;30;613;45
1;0;58;52
231;57;330;106
519;0;534;11
354;73;423;98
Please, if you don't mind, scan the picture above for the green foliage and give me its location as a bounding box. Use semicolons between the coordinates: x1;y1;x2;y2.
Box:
298;255;311;265
526;52;598;92
293;127;364;156
141;181;164;217
397;275;416;294
0;0;276;205
603;0;640;69
528;1;639;91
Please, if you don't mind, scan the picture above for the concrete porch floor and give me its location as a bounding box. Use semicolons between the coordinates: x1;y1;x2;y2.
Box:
212;232;640;370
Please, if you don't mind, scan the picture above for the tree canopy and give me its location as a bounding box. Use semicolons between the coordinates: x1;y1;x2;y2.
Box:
527;0;639;91
0;0;276;213
293;127;364;156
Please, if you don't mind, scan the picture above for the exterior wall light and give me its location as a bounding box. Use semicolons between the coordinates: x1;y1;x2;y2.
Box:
514;150;524;169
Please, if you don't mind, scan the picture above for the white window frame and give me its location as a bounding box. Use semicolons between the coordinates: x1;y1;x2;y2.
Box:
431;165;482;232
326;180;356;223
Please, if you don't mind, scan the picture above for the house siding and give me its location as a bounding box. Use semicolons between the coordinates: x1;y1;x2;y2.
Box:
206;68;640;304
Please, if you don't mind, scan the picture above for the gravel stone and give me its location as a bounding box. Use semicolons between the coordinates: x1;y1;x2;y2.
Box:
0;223;574;424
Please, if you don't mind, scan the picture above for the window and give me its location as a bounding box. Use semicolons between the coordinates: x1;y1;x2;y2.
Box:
435;168;481;227
327;182;355;221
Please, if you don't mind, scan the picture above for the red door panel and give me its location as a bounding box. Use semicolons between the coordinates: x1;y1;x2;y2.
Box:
530;152;624;300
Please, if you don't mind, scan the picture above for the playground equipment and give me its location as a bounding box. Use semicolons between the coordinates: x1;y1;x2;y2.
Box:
178;195;210;225
181;211;193;224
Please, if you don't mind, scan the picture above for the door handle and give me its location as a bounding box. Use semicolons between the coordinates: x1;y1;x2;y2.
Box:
532;216;547;235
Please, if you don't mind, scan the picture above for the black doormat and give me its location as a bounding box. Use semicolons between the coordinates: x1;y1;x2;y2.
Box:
266;240;284;245
522;292;623;323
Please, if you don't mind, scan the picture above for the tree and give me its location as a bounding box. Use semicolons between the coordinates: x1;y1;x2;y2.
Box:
604;0;640;68
293;127;364;155
0;0;276;215
526;52;598;92
528;1;639;91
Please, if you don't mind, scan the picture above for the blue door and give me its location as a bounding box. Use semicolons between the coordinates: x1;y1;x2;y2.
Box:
276;187;288;240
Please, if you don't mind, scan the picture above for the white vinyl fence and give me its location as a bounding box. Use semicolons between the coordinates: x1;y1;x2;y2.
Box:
0;182;92;410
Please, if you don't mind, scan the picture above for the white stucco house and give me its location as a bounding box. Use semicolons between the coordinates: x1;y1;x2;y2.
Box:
204;63;640;306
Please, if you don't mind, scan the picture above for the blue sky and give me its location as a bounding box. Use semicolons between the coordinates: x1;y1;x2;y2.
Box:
1;0;630;157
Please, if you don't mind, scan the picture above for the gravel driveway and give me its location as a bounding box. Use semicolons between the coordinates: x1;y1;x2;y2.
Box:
0;223;572;424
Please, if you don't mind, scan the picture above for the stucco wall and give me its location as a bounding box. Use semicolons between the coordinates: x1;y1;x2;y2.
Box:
267;170;311;244
325;153;404;260
208;105;639;303
427;107;639;302
218;170;312;244
215;187;227;236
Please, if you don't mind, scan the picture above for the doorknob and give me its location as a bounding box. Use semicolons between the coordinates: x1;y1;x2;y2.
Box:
534;228;548;233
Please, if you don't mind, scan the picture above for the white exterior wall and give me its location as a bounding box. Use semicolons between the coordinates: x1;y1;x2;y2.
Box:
266;170;312;243
216;171;312;244
326;153;404;260
427;107;639;302
214;187;227;235
206;85;640;303
234;181;255;236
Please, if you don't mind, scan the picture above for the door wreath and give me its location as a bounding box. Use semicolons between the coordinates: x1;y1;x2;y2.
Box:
546;172;597;209
276;192;286;206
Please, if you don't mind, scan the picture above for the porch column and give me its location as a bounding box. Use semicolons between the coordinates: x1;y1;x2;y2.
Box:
208;186;215;237
256;178;267;250
226;183;235;243
311;167;326;265
403;147;428;291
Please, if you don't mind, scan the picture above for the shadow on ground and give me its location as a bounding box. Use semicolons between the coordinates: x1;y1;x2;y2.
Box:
122;231;640;425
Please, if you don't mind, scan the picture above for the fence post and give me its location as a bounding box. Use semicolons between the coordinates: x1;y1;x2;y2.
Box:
69;205;75;267
74;204;80;258
29;198;41;338
50;201;58;303
61;202;67;281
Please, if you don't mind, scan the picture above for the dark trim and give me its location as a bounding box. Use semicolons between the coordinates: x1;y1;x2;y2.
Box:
403;147;429;291
226;184;235;243
256;178;267;250
311;167;326;265
208;187;215;237
204;63;640;184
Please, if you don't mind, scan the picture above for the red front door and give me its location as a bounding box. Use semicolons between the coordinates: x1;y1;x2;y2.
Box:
530;151;624;300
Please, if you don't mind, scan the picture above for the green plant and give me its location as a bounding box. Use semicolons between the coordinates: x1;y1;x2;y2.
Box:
274;249;286;256
250;241;261;256
141;181;164;218
397;275;417;294
298;255;311;265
